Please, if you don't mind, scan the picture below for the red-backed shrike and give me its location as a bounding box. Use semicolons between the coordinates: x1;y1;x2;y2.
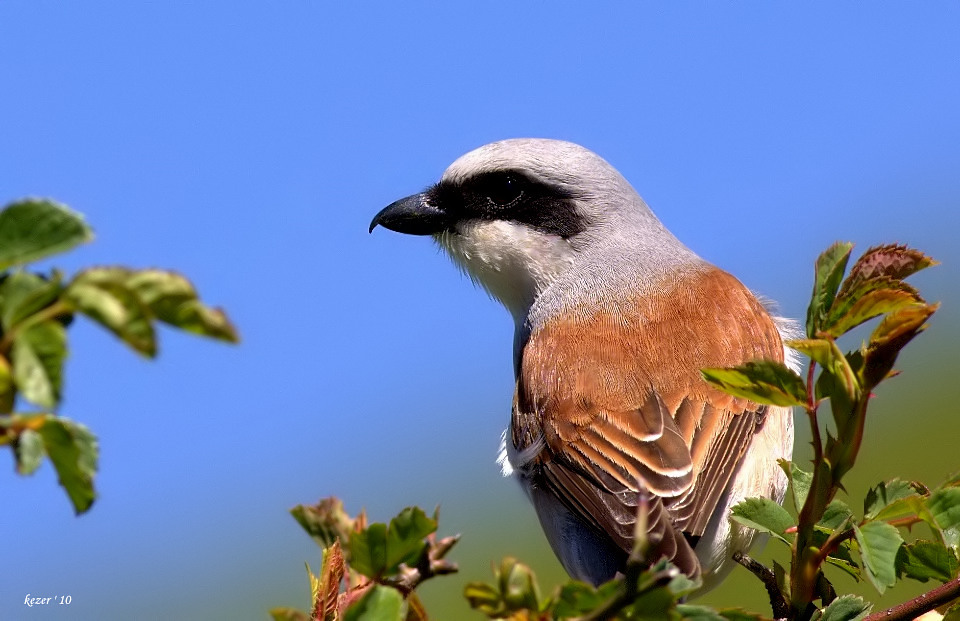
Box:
370;139;797;590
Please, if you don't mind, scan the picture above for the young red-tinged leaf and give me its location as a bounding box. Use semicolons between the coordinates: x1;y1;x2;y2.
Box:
822;283;922;339
818;594;872;621
863;303;938;388
807;242;854;336
37;416;99;514
65;279;157;357
928;488;960;533
348;522;389;578
854;521;904;594
730;497;794;544
313;542;346;621
14;427;45;475
0;199;93;271
11;320;67;408
895;539;959;583
702;361;807;408
342;584;405;621
787;338;860;400
290;498;357;549
779;459;812;514
841;244;937;295
384;507;436;571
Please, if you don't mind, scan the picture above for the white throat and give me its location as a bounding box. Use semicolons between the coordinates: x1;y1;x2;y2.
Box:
436;220;576;324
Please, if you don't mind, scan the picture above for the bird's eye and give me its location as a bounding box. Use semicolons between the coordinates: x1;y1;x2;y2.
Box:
483;174;525;207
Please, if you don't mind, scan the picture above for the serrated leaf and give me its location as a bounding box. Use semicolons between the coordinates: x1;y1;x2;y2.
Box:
14;427;45;474
674;604;727;620
841;244;937;295
38;417;99;514
819;500;854;531
896;539;959;583
348;522;389;578
0;199;93;271
126;269;238;343
0;271;64;331
819;594;872;621
342;584;404;621
385;507;436;571
11;320;67;408
787;338;859;400
65;278;156;357
928;488;960;533
702;361;807;408
780;460;812;514
823;280;922;338
807;242;854;336
855;521;903;594
864;479;925;519
731;497;794;544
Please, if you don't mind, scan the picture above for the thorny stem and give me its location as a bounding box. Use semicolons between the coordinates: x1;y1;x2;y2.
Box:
734;552;790;619
864;574;960;621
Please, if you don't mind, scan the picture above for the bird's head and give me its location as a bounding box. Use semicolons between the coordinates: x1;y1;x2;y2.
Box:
370;139;688;322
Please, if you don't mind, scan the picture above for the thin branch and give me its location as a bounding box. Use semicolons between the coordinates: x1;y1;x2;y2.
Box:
864;574;960;621
733;552;790;620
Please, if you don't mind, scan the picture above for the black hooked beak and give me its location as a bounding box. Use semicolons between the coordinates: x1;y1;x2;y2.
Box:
369;193;451;235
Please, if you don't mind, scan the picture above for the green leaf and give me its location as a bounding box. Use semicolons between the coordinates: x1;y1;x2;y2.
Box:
342;585;404;621
126;269;238;343
551;581;610;617
818;594;872;621
779;459;812;514
385;506;436;571
928;488;960;549
268;608;310;621
37;416;99;514
348;522;389;578
0;355;15;414
11;320;67;408
864;479;925;520
0;199;93;271
854;521;903;594
0;271;64;331
14;427;45;474
65;278;156;357
730;497;794;544
701;361;807;408
807;241;854;336
787;338;859;400
895;539;959;583
840;244;937;295
674;604;728;620
498;557;541;611
463;582;504;617
823;279;922;338
819;500;855;531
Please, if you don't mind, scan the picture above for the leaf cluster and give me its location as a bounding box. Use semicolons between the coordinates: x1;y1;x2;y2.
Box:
272;498;459;621
0;199;237;513
702;242;959;619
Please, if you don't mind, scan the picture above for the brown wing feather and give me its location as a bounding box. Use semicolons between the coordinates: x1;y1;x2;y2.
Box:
513;266;784;575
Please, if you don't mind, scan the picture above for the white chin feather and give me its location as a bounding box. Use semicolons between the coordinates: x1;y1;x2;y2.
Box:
436;220;575;322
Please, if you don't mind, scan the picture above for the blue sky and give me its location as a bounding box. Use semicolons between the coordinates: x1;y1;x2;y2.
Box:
3;4;960;619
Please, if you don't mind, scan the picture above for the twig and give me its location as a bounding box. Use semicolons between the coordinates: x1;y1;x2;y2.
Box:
864;574;960;621
733;552;790;619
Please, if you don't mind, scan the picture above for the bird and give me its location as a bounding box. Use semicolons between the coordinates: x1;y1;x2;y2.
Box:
369;138;797;591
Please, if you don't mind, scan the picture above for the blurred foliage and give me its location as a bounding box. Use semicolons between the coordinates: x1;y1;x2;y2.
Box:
0;198;237;514
284;243;959;619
